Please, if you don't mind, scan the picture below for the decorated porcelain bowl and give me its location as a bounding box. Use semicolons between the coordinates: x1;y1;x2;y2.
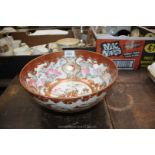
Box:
19;50;118;113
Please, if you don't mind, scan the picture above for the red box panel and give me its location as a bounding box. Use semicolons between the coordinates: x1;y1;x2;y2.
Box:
96;39;145;70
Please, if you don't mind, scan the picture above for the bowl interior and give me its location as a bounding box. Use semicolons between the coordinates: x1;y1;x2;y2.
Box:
19;50;118;99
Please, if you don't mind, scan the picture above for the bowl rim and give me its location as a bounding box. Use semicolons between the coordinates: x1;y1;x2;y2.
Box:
19;50;118;101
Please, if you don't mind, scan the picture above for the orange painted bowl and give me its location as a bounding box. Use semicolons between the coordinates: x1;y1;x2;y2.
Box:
19;50;118;113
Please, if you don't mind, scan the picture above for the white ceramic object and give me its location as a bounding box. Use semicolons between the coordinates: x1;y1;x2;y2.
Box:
2;27;17;33
13;45;31;56
56;38;80;47
12;40;22;49
31;44;49;55
148;62;155;83
48;42;63;52
0;47;13;56
0;38;13;56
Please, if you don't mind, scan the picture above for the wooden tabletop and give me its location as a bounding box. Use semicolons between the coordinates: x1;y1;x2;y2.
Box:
106;69;155;129
0;69;155;129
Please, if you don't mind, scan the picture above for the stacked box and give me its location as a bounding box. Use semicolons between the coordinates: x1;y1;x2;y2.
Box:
92;26;155;70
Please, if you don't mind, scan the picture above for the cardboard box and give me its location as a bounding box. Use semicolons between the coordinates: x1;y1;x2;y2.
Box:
96;39;145;70
137;27;155;67
140;40;155;67
92;26;155;70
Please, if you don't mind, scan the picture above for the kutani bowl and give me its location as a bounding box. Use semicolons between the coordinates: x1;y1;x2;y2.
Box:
19;50;118;113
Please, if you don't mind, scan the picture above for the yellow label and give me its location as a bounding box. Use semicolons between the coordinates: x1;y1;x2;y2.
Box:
144;43;155;53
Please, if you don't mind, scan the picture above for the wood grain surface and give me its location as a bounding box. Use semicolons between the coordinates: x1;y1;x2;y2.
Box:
105;69;155;129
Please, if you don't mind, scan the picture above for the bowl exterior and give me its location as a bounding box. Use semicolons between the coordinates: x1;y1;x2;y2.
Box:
33;91;106;113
